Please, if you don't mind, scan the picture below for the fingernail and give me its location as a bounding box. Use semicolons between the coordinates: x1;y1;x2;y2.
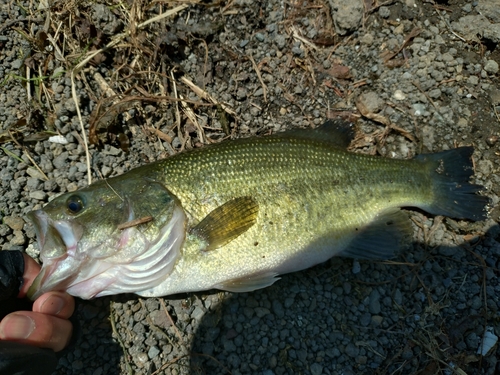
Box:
0;314;36;339
40;295;65;315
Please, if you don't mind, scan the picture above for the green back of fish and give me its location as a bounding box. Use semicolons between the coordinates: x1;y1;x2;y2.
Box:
127;136;419;290
109;125;487;294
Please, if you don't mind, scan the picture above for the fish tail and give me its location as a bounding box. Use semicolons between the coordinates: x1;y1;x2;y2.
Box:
416;146;489;221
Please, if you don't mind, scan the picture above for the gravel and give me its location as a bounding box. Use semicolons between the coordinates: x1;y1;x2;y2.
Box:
1;0;500;374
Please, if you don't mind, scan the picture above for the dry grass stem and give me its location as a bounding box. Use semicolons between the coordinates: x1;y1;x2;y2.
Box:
291;25;318;50
180;76;237;117
94;72;117;97
160;298;184;344
170;69;184;146
109;304;134;375
73;4;189;74
248;54;267;102
8;131;49;181
180;94;207;144
71;71;92;184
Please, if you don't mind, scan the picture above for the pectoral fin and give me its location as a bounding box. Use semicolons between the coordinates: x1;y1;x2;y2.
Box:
215;272;280;292
191;196;259;251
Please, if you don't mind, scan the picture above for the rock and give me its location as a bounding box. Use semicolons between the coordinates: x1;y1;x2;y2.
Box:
81;304;100;319
371;315;384;327
393;90;406;100
484;60;499;74
477;0;500;23
357;91;385;113
272;300;285;318
236;87;247;100
91;3;123;34
361;33;374;45
26;177;42;190
191;306;206;321
52;152;69;169
133;352;149;368
292;45;304;57
11;59;23;69
150;310;171;329
477;159;494;176
148;346;160;359
310;363;323;375
29;191;48;200
64;98;77;114
3;216;24;231
369;289;381;314
360;312;371;326
329;0;364;35
468;75;479;85
10;231;25;246
345;342;359;357
352;260;361;274
489;88;500;104
452;15;500;43
274;34;287;49
483;23;500;44
452;15;487;43
378;6;390;18
428;88;441;99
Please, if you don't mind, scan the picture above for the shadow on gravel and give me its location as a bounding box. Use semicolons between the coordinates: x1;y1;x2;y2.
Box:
49;223;500;375
56;296;121;375
189;223;500;375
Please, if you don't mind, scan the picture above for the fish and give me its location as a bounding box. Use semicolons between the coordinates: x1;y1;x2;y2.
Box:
26;120;489;300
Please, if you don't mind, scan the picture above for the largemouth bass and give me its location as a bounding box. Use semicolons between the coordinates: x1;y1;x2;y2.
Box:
27;120;489;300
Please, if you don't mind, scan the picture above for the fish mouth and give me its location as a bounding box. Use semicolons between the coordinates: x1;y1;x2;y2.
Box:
26;210;83;301
26;204;187;300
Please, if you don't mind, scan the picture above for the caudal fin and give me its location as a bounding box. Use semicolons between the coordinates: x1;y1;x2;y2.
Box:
416;147;490;221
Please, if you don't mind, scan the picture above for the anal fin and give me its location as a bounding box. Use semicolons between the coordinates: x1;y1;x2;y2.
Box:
215;272;280;293
341;209;413;260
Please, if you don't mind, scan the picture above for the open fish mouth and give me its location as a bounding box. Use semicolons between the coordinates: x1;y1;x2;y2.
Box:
26;210;84;300
26;205;187;300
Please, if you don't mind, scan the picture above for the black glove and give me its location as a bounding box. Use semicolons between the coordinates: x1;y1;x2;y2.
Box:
0;250;24;301
0;250;58;375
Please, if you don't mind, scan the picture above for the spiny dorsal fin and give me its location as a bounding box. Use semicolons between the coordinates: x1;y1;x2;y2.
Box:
191;196;259;251
277;118;356;148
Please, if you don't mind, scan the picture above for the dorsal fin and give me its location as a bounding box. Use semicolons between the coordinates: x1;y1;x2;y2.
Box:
277;118;356;148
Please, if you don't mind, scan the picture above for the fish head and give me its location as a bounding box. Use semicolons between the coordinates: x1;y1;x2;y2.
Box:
27;177;186;300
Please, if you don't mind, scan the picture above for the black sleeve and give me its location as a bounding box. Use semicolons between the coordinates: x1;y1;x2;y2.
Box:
0;251;59;375
0;250;24;302
0;250;32;318
0;342;58;375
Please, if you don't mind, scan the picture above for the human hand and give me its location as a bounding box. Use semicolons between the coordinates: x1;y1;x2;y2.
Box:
0;252;75;352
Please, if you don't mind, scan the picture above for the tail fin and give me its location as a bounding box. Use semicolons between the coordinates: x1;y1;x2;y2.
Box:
416;147;489;221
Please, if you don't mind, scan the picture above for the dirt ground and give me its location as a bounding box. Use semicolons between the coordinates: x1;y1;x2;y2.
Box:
1;0;500;374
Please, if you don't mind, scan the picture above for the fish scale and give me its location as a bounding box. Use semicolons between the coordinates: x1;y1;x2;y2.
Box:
26;120;489;299
135;138;448;295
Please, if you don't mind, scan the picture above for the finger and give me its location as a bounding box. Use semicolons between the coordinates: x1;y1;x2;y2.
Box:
32;291;75;319
0;311;72;352
18;254;41;297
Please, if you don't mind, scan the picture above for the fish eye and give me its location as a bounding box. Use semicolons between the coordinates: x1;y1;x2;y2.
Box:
66;195;84;214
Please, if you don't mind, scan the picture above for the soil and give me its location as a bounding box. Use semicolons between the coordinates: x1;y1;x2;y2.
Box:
0;0;499;374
